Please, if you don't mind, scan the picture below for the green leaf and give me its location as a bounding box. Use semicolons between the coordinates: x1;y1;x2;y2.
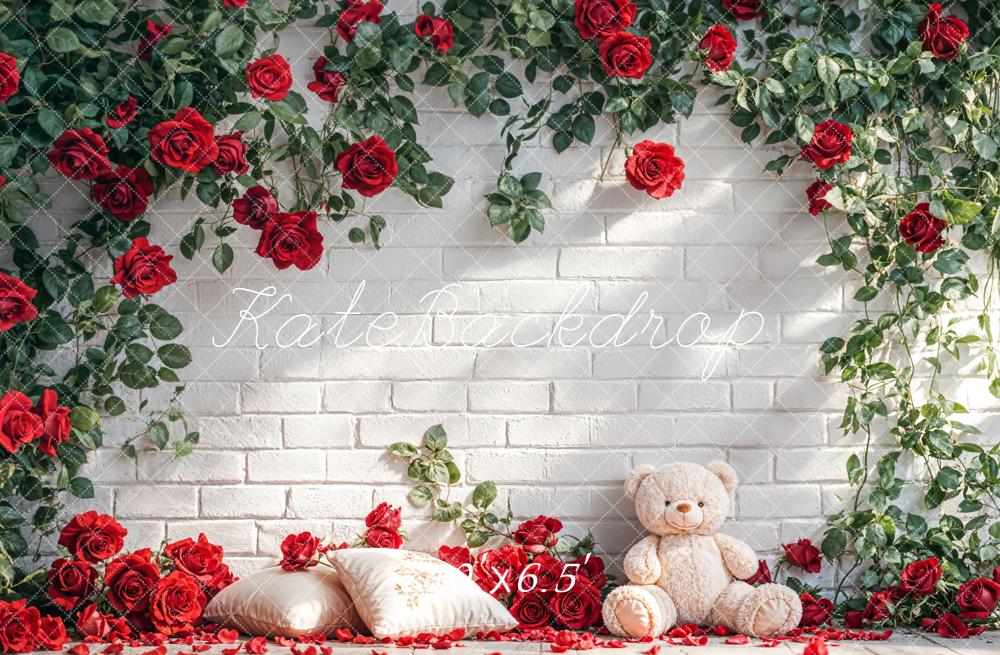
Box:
472;481;497;509
408;485;434;506
213;243;234;274
158;344;192;368
69;477;95;499
422;424;447;451
214;24;244;56
389;441;419;458
821;528;848;560
46;27;81;53
495;72;523;99
939;193;982;226
148;421;170;448
571;114;596;145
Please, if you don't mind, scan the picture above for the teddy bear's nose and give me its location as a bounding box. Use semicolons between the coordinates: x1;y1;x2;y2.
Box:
675;502;692;513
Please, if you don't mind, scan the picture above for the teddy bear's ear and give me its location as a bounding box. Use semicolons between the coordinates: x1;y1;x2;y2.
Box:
624;464;657;500
706;460;738;493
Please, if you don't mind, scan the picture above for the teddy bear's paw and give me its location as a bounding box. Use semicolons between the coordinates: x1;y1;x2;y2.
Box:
742;584;803;637
602;586;675;638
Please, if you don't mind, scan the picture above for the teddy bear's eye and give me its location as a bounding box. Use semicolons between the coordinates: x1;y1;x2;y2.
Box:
664;500;671;507
698;501;704;507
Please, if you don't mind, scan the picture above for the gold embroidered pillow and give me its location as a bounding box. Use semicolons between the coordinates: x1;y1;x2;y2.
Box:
203;566;365;637
326;548;517;639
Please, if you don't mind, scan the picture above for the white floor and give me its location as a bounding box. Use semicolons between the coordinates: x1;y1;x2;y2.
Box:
51;631;1000;655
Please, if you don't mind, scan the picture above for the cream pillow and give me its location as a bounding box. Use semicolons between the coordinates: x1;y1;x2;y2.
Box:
326;548;517;639
203;566;365;637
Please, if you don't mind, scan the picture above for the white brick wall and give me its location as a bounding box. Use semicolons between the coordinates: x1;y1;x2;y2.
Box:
28;24;998;583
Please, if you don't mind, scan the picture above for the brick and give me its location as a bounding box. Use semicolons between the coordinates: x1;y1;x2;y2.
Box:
287;486;374;518
116;487;198;518
137;451;245;483
508;416;592;447
323;381;392;412
637;381;730;410
167;521;257;554
392;382;467;411
559;248;683;279
442;248;559;279
553;381;635;413
202;486;288;518
359;415;505;447
194;416;282;449
283;415;355;448
320;348;476;379
468;381;550;413
247;451;326;482
242;383;321;413
475;348;590;379
738;485;823;519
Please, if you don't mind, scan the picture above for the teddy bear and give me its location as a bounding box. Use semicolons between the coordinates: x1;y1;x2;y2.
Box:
601;461;802;638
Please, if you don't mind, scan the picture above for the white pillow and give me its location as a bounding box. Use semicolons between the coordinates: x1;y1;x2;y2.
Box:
326;548;517;639
203;566;365;637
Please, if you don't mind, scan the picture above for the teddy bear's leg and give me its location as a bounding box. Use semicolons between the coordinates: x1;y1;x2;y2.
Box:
709;582;802;637
602;585;677;638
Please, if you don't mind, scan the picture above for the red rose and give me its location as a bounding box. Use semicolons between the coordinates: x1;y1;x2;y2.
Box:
366;502;402;530
365;526;403;549
165;534;229;593
806;180;833;216
92;166;154;222
956;577;1000;619
510;591;552;629
571;553;606;588
110;237;177;298
722;0;764;20
599;32;652;79
573;0;636;40
526;552;564;593
625;141;685;199
76;603;130;641
0;600;40;653
414;15;454;53
513;516;563;553
138;20;172;60
148;107;218;174
936;612;969;639
899;557;941;597
104;548;161;613
308;57;347;103
148;571;207;635
37;616;69;651
474;545;527;598
745;559;772;585
843;610;863;629
245;54;292;102
898;202;947;253
280;532;319;570
233;185;277;229
0;53;19;104
782;538;821;573
58;511;127;563
107;96;138;129
438;545;473;573
336;135;398;197
699;24;737;72
861;588;896;623
47;558;97;611
46;128;111;180
0;390;42;454
801;120;852;170
550;580;602;629
255;210;324;271
337;0;383;41
0;176;5;187
919;4;968;60
214;132;249;176
224;0;249;6
994;566;1000;583
798;592;832;627
32;389;70;457
0;273;37;332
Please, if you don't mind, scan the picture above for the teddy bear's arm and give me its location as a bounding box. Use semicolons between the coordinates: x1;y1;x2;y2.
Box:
714;533;759;580
623;535;662;585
